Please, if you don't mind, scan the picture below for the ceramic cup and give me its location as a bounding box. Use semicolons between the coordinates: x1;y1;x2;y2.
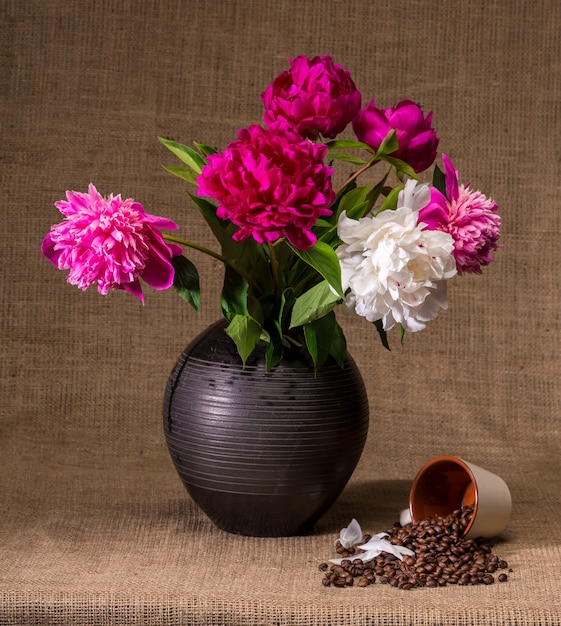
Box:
408;455;512;539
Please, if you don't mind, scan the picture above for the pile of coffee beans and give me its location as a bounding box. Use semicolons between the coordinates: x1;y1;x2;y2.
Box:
319;505;511;590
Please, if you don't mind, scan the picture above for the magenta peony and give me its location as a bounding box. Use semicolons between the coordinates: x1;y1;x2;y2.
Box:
418;155;501;274
261;55;361;140
352;99;439;173
41;183;181;303
196;123;335;249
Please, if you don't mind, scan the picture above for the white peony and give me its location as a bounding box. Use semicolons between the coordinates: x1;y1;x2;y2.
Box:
336;182;457;332
397;178;431;212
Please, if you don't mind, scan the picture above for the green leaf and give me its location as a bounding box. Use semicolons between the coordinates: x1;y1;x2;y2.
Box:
225;314;262;366
171;255;200;311
265;333;284;371
377;183;404;213
313;218;333;229
432;163;446;197
162;165;199;184
325;140;373;151
305;312;347;370
326;152;368;165
290;280;341;328
247;295;264;325
336;185;371;221
373;319;391;350
338;185;369;210
290;241;344;298
220;264;249;319
261;289;287;370
303;311;339;370
189;194;232;245
365;172;390;210
188;193;265;269
159;137;206;173
193;141;219;156
375;129;399;157
328;320;347;368
382;155;419;180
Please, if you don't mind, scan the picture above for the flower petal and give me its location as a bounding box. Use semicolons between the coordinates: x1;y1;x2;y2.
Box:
337;518;363;549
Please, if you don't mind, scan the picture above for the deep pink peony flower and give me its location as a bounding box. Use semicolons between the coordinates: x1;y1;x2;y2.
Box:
352;99;439;173
418;155;501;274
196;123;335;249
42;183;181;303
261;55;362;140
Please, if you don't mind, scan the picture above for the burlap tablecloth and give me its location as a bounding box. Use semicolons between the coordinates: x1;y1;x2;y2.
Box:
2;0;561;623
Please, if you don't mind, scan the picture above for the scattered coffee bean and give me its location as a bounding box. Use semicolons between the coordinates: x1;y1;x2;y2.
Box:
320;505;511;590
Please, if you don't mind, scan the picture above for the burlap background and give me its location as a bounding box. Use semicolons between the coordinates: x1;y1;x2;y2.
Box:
2;0;560;624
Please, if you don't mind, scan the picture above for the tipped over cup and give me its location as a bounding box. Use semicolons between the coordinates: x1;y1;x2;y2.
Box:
408;455;512;539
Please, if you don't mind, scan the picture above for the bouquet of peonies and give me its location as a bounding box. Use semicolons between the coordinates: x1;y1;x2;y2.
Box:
42;55;501;370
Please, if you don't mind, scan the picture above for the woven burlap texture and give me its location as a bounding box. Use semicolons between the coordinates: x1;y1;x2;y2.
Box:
2;0;561;624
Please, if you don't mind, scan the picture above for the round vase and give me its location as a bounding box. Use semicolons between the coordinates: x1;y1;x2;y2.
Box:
162;319;369;537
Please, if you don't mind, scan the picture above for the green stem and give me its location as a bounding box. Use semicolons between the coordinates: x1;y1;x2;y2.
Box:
163;233;261;294
335;155;378;196
268;241;280;297
164;233;227;263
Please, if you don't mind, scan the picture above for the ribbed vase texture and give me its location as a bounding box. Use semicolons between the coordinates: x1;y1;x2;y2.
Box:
163;320;369;536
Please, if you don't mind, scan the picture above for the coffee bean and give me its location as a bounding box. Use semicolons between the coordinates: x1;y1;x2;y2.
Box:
320;504;511;589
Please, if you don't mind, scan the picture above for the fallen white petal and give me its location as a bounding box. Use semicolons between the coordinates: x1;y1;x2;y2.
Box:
358;532;389;549
329;523;415;565
337;518;363;549
358;533;415;561
329;550;380;565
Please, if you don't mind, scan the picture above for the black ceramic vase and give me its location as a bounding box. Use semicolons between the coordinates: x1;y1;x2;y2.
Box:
163;319;369;537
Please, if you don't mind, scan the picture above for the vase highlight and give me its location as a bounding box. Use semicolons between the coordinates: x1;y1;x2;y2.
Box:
163;320;369;536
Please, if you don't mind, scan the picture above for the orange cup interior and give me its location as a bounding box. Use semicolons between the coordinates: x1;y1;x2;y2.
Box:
409;456;478;535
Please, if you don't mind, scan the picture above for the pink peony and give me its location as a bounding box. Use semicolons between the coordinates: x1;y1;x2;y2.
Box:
42;184;181;303
261;55;361;140
196;123;335;249
352;99;439;173
418;155;501;274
